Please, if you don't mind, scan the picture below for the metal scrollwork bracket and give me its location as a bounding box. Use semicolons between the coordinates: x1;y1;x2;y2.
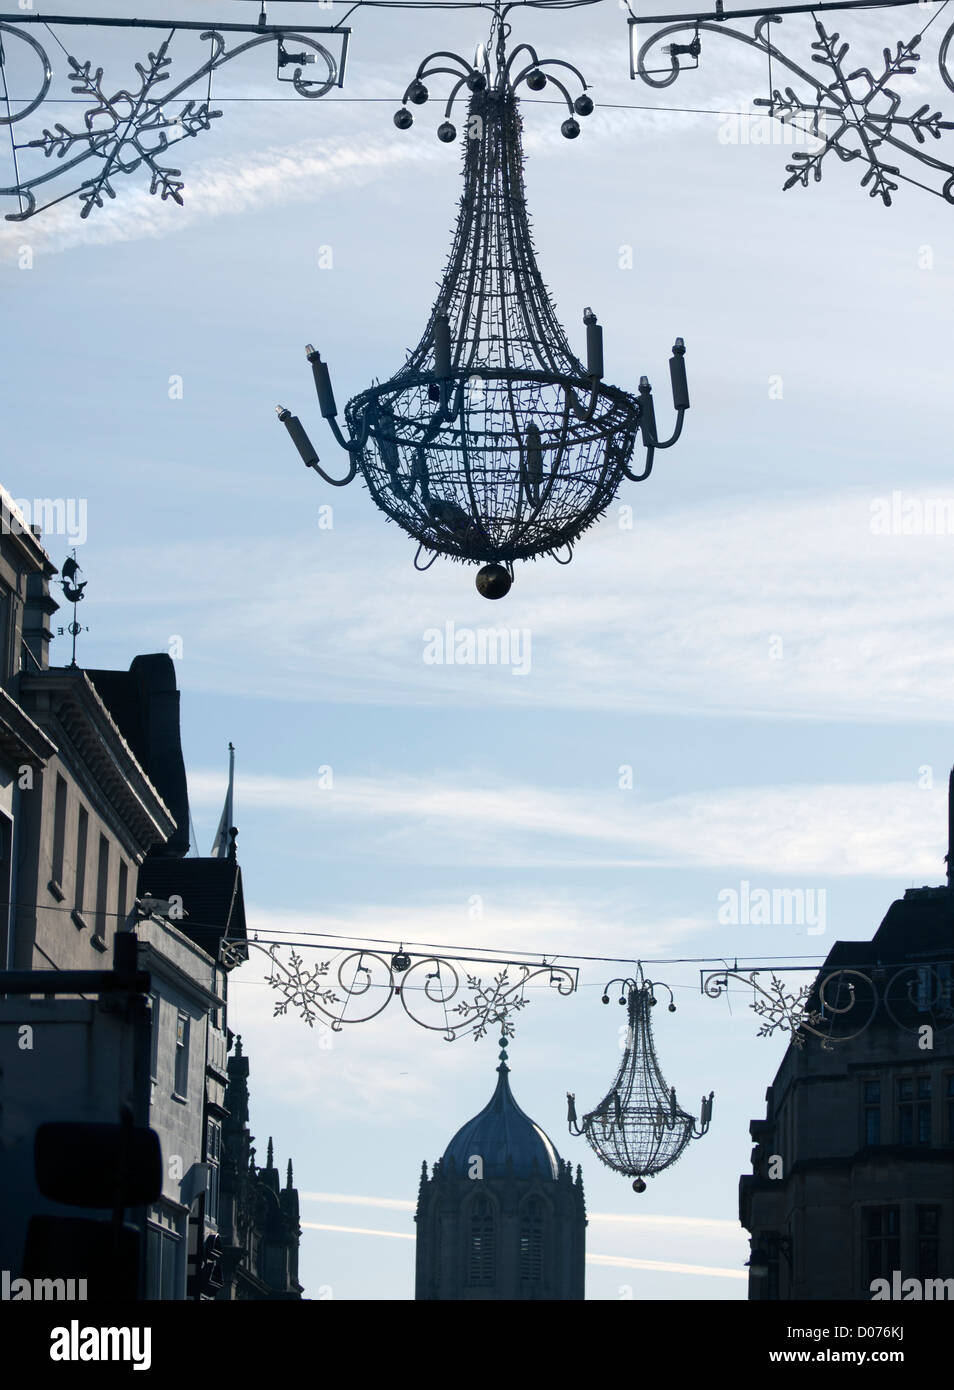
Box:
0;14;350;221
628;5;954;206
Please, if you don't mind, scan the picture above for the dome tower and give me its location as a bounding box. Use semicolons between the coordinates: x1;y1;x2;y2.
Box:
415;1040;586;1300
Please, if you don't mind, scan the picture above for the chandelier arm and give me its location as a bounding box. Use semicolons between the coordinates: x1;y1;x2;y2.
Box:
413;542;439;571
415;52;474;82
651;407;687;450
442;74;472;120
513;67;574;115
530;57;590;91
312;454;358;487
506;43;540;76
622;444;655;482
562;379;602;424
277;407;359;485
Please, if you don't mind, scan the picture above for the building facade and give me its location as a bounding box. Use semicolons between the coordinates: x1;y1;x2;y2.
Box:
740;794;954;1300
214;1037;303;1300
0;496;300;1299
416;1050;586;1300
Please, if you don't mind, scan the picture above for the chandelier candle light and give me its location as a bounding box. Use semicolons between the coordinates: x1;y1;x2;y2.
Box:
277;8;690;597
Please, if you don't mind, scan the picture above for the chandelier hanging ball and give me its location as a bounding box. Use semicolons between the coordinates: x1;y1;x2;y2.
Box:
278;9;691;597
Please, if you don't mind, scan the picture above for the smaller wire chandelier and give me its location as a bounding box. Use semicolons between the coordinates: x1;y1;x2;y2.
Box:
567;966;713;1192
277;4;690;598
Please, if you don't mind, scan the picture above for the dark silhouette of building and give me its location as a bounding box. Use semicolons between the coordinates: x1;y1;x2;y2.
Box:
0;490;296;1300
415;1046;586;1300
740;774;954;1300
216;1036;303;1299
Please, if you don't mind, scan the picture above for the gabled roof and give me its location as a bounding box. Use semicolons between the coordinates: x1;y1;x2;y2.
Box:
137;855;247;963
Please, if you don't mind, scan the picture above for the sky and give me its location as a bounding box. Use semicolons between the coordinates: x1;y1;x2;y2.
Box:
3;0;954;1299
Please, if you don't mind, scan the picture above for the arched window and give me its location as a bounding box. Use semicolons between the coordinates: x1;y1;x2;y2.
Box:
520;1197;544;1284
467;1196;495;1286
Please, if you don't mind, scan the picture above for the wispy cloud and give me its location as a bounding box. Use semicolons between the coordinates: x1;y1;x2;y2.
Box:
92;486;954;725
191;767;947;878
300;1221;746;1278
300;1190;741;1234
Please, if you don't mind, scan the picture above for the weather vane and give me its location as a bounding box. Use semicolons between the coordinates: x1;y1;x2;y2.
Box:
59;551;87;667
278;5;690;597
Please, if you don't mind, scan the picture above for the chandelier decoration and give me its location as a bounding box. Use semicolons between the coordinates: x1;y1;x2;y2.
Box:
630;7;954;207
0;14;348;222
567;968;713;1192
278;8;690;598
220;936;578;1042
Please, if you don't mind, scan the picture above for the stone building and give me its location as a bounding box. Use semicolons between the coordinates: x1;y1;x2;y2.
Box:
137;840;251;1300
0;493;62;966
0;492;298;1299
215;1037;303;1300
415;1046;586;1300
740;782;954;1300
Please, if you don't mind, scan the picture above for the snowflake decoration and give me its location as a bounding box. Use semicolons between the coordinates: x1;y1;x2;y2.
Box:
266;948;339;1028
24;39;221;219
636;15;954;206
777;25;954;207
751;974;827;1050
452;969;530;1041
2;22;344;222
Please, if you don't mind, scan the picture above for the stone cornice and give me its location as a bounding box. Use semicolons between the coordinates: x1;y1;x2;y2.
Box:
0;687;57;766
20;668;176;851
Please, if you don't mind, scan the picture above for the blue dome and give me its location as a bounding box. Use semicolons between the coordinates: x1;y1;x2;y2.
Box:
443;1063;562;1180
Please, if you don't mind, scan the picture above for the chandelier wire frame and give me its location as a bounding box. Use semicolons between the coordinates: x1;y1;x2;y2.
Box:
567;965;713;1190
279;6;689;595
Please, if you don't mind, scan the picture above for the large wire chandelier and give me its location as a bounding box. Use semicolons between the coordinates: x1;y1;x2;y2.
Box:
278;5;690;598
567;968;713;1192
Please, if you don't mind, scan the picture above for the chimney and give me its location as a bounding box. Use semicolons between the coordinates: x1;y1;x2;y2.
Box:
19;525;58;674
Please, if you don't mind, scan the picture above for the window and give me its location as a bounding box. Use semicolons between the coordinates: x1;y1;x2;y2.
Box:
917;964;952;1013
898;1077;931;1146
467;1197;495;1287
206;1118;222;1225
519;1198;544;1284
916;1207;941;1279
73;805;88;914
863;1079;881;1146
117;860;129;927
174;1012;189;1098
146;1225;179;1300
149;994;160;1081
94;835;109;937
863;1207;900;1286
51;776;67;890
0;812;10;965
